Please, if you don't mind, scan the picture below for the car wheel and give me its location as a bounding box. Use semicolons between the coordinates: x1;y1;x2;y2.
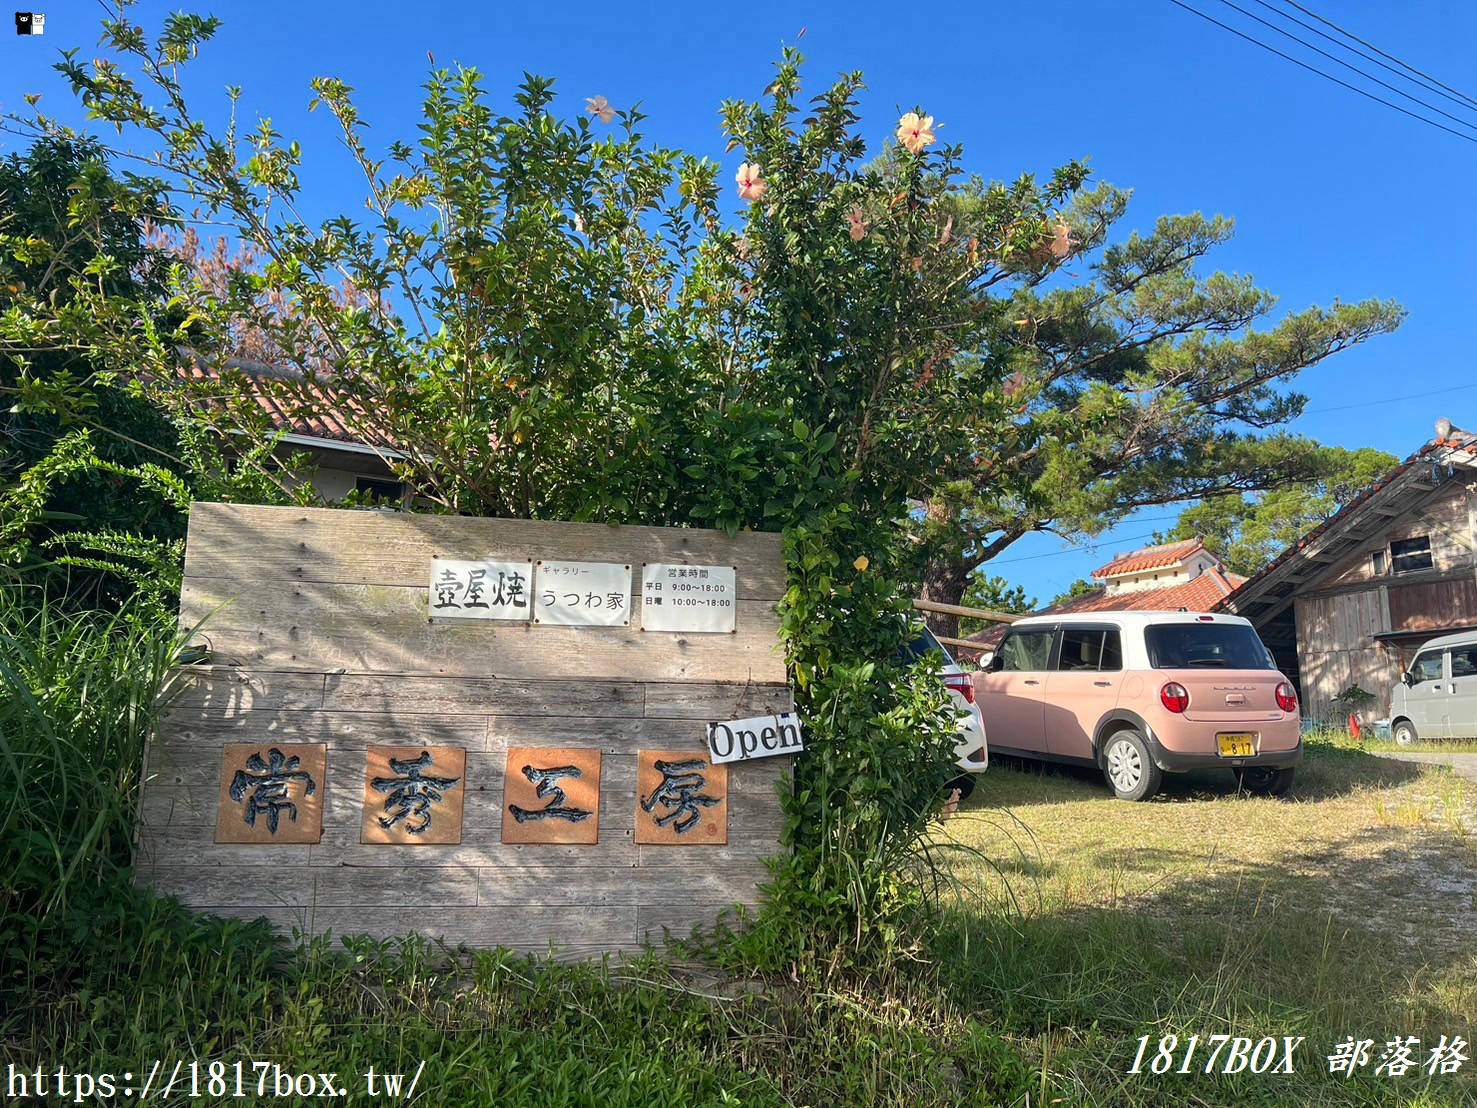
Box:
1236;766;1295;797
945;774;976;801
1392;720;1418;747
1100;730;1162;802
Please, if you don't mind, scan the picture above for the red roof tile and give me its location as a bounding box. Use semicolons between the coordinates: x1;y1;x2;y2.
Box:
1092;538;1206;579
173;358;400;451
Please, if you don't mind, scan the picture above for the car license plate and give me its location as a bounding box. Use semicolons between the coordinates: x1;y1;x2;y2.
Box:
1218;733;1257;758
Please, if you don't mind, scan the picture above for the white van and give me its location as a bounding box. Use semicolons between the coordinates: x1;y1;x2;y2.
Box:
1389;630;1477;744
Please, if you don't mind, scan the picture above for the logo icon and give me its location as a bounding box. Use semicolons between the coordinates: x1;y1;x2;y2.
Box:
15;11;43;34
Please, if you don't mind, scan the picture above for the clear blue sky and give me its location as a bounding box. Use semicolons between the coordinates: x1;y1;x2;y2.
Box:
6;1;1476;603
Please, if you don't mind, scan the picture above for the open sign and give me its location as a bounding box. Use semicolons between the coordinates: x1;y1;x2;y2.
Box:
705;712;804;765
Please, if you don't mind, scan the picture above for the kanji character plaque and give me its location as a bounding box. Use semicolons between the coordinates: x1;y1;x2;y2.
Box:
635;751;728;845
215;743;327;845
501;747;602;845
360;746;466;845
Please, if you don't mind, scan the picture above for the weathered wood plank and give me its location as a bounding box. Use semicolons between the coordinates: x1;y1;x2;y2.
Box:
643;682;793;719
183;503;787;598
475;863;771;907
143;865;482;908
321;675;646;717
200;904;646;957
156;710;489;753
161;667;326;713
180;580;784;681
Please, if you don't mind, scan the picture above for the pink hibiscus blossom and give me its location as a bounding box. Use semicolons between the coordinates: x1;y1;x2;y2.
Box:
736;162;768;202
846;206;868;241
896;112;937;155
1048;219;1074;259
585;96;616;124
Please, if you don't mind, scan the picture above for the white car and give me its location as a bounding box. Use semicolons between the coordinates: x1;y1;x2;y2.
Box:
902;626;989;795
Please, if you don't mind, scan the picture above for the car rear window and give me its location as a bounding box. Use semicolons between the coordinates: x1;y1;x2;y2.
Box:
1143;623;1274;669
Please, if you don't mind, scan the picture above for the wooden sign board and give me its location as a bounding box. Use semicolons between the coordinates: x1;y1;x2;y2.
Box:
137;504;794;957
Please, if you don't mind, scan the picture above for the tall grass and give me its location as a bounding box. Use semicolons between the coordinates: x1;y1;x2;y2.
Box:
0;586;181;918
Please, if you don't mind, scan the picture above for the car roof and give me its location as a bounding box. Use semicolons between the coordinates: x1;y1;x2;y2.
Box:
1004;610;1254;630
1411;629;1477;651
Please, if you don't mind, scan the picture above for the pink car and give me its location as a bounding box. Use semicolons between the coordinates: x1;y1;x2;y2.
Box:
975;612;1301;800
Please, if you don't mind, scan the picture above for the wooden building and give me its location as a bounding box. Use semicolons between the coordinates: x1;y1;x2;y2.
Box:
1220;421;1477;720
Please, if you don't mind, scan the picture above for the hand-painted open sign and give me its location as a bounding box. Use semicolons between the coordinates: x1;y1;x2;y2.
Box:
705;712;804;765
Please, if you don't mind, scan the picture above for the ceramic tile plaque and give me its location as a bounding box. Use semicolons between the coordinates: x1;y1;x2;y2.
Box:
640;563;737;633
501;747;602;845
533;560;632;626
360;746;467;845
215;743;327;844
635;751;728;845
429;557;533;619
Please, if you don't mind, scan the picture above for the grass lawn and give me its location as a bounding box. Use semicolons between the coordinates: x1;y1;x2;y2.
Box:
935;736;1476;1105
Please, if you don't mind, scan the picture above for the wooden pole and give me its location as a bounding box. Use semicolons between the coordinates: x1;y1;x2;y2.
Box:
912;598;1023;625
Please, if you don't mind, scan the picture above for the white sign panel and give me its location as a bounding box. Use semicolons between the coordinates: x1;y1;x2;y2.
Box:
641;563;737;633
429;558;533;620
534;560;632;626
706;712;804;765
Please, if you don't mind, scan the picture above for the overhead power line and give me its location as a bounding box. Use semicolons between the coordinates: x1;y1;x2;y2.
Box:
1212;0;1477;136
1167;0;1477;146
1278;0;1477;112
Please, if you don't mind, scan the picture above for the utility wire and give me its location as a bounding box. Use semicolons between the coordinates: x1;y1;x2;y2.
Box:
1279;0;1477;112
1250;0;1477;114
1212;0;1477;136
1167;0;1477;146
1303;381;1477;416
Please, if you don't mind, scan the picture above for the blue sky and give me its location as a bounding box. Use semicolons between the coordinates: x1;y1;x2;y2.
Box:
6;1;1476;603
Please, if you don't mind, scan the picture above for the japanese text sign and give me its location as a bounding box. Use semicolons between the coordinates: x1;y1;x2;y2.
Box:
360;746;466;845
534;560;632;626
705;712;804;765
501;747;603;845
641;563;737;633
635;751;728;844
429;558;533;620
215;743;326;844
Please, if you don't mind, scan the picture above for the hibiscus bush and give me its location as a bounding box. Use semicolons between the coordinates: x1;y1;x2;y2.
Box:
7;10;1092;968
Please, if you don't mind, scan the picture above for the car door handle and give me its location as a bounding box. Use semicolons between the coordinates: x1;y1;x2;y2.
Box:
1093;681;1111;687
1024;679;1040;686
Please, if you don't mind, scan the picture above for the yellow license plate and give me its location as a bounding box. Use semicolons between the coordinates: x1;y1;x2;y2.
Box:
1218;734;1257;758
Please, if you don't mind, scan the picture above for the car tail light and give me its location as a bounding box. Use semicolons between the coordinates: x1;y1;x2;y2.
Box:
1160;682;1190;713
1275;682;1298;713
944;675;977;704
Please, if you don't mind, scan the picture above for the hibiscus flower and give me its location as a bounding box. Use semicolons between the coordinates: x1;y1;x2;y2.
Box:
1048;219;1074;259
846;206;868;241
585;96;616;124
896;112;937;155
735;162;768;202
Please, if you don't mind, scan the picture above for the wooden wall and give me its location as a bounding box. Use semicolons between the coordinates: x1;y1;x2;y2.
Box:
136;504;793;956
1293;479;1477;719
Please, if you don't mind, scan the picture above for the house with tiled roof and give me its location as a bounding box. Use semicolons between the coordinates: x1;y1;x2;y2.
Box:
964;538;1245;656
1219;418;1477;720
174;357;408;503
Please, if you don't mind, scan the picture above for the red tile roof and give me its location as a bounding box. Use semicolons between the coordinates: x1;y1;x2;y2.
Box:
962;566;1242;652
173;358;399;451
1092;538;1206;579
